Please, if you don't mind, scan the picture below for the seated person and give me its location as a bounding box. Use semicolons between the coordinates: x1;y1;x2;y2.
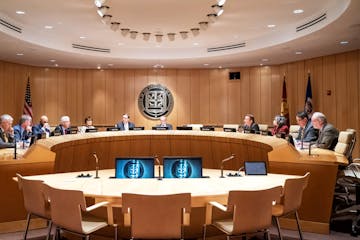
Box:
116;114;135;131
13;115;33;141
32;115;51;138
271;115;289;137
78;116;95;133
295;111;318;143
311;112;339;150
52;116;71;135
155;116;173;130
242;114;259;133
0;114;15;149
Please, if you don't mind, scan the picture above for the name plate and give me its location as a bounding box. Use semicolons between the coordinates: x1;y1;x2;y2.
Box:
200;127;215;131
85;128;98;133
223;128;236;132
130;127;145;131
107;127;120;131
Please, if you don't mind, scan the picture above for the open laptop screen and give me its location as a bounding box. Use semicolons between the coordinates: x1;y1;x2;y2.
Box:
163;156;202;178
115;157;154;178
244;161;267;175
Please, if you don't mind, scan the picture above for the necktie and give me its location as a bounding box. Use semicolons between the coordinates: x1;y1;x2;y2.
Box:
301;128;305;141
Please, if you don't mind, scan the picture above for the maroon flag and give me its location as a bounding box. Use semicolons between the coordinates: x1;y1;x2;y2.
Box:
280;75;289;126
23;77;33;119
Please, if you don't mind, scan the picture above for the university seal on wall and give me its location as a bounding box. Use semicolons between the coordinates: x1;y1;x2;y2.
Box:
138;84;174;119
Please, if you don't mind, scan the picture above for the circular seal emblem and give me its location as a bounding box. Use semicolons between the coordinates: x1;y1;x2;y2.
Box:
138;84;174;119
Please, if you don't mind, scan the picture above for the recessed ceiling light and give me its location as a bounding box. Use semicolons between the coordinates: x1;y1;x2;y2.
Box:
54;64;59;67
16;10;25;15
108;63;113;66
267;24;276;28
44;25;53;29
340;41;349;45
260;63;264;66
295;51;302;55
79;36;87;39
203;63;209;66
49;59;56;62
218;66;222;69
156;45;161;48
16;53;24;56
293;9;304;14
118;42;124;46
97;66;101;69
193;42;199;46
262;58;269;62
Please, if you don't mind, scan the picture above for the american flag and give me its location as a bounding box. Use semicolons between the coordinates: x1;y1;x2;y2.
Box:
23;77;33;119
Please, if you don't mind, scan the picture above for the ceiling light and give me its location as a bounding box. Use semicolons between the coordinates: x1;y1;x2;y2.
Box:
199;21;208;30
153;64;164;68
143;32;151;41
121;28;130;36
212;5;224;16
49;59;56;62
79;36;86;39
97;66;101;69
94;0;106;8
262;58;269;62
44;25;53;29
101;14;112;25
16;10;25;15
110;22;120;31
130;31;138;39
179;31;188;39
295;51;302;55
267;24;276;28
108;63;113;66
118;42;124;46
155;34;163;42
217;0;226;6
97;6;109;17
16;53;24;56
191;28;200;36
207;13;217;22
193;42;199;46
293;9;304;14
203;63;209;66
260;63;264;66
218;66;222;69
340;41;349;45
54;64;59;67
167;33;176;41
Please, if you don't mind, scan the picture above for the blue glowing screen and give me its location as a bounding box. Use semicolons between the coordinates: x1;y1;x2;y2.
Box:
244;161;267;175
115;158;154;178
163;157;202;178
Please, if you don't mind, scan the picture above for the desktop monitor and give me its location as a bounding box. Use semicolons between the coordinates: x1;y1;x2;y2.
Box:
244;161;267;175
115;157;155;178
163;156;202;178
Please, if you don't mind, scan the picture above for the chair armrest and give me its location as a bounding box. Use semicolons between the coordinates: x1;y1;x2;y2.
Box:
209;201;227;212
86;201;109;212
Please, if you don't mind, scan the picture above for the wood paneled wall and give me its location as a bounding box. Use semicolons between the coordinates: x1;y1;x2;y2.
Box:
0;50;359;156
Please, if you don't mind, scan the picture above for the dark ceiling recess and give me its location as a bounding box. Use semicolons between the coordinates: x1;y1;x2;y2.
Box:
0;18;22;33
296;13;327;32
207;42;246;52
72;44;110;53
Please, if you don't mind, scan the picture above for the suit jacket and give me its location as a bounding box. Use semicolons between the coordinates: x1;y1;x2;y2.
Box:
316;123;339;150
296;121;318;142
13;124;32;141
155;123;173;130
243;123;260;133
32;123;51;137
52;125;69;135
116;122;135;131
0;128;15;149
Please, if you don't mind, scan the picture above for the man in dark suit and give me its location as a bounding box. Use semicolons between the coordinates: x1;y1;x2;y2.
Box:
155;116;173;130
32;115;51;138
116;114;135;131
242;114;259;133
0;114;15;149
311;112;339;150
52;116;71;135
295;111;318;142
13;115;33;141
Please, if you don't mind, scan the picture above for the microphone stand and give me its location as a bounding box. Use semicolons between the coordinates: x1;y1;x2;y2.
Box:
154;155;162;180
93;152;100;179
220;154;235;178
13;139;17;159
308;142;316;156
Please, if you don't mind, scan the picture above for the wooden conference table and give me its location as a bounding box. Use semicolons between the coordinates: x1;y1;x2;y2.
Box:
0;130;348;234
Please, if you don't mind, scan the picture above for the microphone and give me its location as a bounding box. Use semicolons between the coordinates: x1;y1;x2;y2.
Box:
13;139;17;160
308;142;316;156
154;155;162;180
220;154;235;178
92;152;100;179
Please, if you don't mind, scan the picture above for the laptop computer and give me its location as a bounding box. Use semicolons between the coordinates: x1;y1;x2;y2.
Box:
244;161;267;175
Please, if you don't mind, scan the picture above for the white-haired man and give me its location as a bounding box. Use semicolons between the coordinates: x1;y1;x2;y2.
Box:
53;116;71;135
116;114;135;131
0;114;15;149
311;112;339;150
155;116;173;130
